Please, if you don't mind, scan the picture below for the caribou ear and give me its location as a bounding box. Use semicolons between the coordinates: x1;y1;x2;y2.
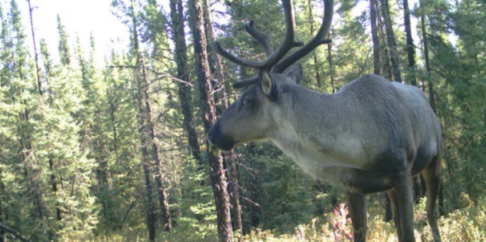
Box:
261;71;278;101
285;63;304;84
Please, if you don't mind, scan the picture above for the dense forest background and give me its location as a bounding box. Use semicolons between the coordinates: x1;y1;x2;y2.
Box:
0;0;485;241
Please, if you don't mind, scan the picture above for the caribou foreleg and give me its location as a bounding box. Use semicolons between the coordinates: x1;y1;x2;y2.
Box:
346;192;367;242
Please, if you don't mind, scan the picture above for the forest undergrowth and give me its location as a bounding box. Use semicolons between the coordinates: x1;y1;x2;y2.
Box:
76;197;486;242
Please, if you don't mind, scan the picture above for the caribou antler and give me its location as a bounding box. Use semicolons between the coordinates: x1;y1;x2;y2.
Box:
232;76;259;89
214;0;296;70
215;0;334;88
245;21;304;57
245;21;274;57
272;0;334;73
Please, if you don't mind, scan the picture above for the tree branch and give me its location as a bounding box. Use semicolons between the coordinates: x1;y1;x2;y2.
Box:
153;74;194;87
0;222;32;242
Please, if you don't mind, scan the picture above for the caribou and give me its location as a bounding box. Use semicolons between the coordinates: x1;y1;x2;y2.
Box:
207;0;442;241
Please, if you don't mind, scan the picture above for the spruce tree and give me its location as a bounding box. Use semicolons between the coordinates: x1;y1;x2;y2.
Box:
57;15;71;67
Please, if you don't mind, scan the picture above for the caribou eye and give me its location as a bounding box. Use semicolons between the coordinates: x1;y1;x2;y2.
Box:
241;97;253;108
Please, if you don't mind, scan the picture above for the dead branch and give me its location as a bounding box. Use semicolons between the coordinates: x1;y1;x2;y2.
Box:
0;222;32;242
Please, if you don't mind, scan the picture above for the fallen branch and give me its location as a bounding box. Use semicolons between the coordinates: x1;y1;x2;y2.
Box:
0;221;32;242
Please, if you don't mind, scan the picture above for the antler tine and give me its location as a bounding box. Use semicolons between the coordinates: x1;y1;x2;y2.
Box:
214;0;297;71
260;0;296;70
245;20;304;57
245;21;274;57
232;76;258;89
272;0;334;73
213;42;265;68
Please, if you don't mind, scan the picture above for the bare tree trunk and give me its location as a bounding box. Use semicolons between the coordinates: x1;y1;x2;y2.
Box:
369;0;381;75
26;0;42;95
202;0;243;234
168;0;202;166
403;0;417;85
419;0;443;215
380;0;403;220
380;0;402;82
140;56;172;232
225;152;243;233
376;3;392;80
307;0;323;88
188;0;233;241
130;2;156;240
419;0;436;112
402;0;422;202
135;68;157;242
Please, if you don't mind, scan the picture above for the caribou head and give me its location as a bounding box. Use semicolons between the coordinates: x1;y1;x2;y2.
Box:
208;0;332;150
208;1;442;242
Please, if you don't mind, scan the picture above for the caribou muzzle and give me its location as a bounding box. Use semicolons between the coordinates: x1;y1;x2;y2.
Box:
207;122;236;151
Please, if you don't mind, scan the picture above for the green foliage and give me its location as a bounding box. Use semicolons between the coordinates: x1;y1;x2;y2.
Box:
416;0;486;211
0;0;485;241
57;14;71;66
172;156;218;240
236;143;326;233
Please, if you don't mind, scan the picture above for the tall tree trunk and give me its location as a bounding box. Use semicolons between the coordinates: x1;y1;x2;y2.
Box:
140;56;172;232
403;0;423;201
225;152;242;233
26;0;42;95
380;0;403;220
380;0;402;82
27;5;59;226
307;0;323;88
168;0;203;166
376;4;392;79
135;66;157;242
327;40;336;93
131;3;156;240
369;0;381;75
188;0;233;241
202;0;243;234
420;0;444;215
419;1;436;112
403;0;417;85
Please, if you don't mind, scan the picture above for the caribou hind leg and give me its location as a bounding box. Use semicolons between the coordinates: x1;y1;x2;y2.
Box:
346;192;367;242
390;174;416;242
387;190;403;242
422;155;442;242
